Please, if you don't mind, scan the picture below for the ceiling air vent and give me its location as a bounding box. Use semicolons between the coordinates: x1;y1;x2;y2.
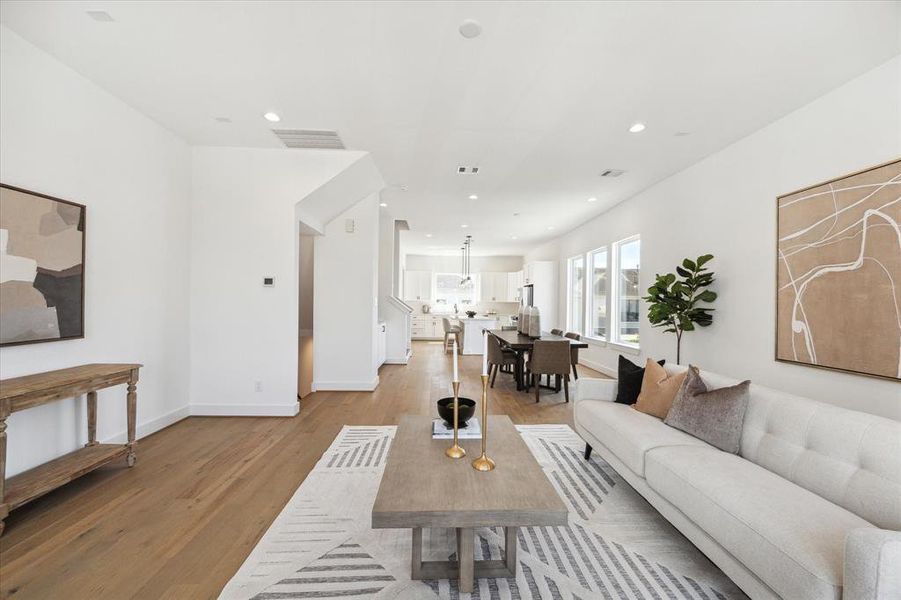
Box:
457;166;480;174
600;169;625;178
272;129;345;150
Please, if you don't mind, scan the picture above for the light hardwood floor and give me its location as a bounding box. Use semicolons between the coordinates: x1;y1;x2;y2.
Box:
0;341;606;600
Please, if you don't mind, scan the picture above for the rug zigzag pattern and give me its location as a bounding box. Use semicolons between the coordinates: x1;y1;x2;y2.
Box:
221;424;746;600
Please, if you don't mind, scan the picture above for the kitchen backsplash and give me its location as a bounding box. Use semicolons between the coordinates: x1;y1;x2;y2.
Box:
407;300;520;316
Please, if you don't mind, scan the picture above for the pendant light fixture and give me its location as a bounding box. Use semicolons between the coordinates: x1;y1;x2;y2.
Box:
460;235;474;288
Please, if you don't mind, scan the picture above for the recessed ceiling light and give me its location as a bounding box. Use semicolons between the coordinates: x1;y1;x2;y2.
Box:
513;212;520;217
215;116;232;123
674;131;691;137
511;235;518;240
629;122;646;133
468;194;478;200
459;19;483;39
461;224;469;228
587;197;597;203
425;233;433;238
86;10;115;22
263;112;281;123
547;226;555;230
379;202;388;207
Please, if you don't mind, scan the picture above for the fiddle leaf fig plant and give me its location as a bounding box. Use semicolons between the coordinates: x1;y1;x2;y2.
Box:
642;254;716;364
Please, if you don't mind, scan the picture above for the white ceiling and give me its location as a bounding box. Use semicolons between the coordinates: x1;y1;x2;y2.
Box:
1;1;899;255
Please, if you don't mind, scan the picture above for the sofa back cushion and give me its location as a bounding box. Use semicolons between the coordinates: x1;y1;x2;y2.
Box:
664;364;901;530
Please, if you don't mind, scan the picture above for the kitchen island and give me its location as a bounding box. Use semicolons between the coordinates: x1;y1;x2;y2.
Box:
459;316;499;354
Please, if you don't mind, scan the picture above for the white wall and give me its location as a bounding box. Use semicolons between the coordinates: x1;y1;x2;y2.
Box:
378;214;411;363
528;56;901;420
313;195;380;390
189;147;373;415
0;27;192;475
405;255;524;273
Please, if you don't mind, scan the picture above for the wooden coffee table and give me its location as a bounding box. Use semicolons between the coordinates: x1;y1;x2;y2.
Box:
371;415;567;593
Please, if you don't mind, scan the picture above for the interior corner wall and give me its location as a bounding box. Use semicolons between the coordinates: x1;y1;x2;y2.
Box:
189;147;366;416
530;56;901;420
313;194;380;390
0;27;192;475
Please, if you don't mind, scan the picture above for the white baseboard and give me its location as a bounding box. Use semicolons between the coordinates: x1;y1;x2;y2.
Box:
312;376;380;391
102;404;191;444
579;356;617;378
384;355;410;364
189;403;300;417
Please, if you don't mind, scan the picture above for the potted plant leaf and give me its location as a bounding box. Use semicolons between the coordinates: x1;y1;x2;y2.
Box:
642;254;717;364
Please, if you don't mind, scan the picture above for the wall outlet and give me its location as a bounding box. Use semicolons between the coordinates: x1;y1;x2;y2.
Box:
254;380;263;392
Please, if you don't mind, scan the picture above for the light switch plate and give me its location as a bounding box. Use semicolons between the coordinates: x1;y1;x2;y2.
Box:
345;218;355;233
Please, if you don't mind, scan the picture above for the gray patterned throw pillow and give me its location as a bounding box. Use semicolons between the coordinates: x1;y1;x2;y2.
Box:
664;366;750;453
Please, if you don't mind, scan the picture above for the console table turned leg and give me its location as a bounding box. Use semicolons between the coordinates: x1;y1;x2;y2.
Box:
126;375;137;467
0;408;8;536
86;391;98;447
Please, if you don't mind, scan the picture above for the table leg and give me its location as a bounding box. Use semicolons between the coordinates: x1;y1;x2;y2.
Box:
86;390;98;446
0;407;8;536
126;371;138;467
514;353;524;391
505;527;518;572
456;527;474;593
411;527;422;579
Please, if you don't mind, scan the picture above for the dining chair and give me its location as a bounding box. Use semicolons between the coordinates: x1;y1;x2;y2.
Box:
442;318;463;354
525;340;571;403
550;328;563;336
565;331;581;379
487;334;518;387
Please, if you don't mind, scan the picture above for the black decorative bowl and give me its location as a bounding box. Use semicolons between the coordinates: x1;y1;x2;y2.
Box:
465;310;477;318
437;397;476;428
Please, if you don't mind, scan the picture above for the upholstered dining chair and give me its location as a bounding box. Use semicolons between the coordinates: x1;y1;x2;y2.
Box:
442;317;463;354
550;328;563;336
487;334;517;387
525;340;571;403
564;331;581;379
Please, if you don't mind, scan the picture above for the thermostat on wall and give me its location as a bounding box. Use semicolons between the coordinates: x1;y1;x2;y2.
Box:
263;277;274;287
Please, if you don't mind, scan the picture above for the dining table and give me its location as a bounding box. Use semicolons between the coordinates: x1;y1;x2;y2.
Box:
487;329;589;391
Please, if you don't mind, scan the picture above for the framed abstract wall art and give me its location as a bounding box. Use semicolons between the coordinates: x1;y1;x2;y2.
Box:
776;159;900;380
0;184;86;346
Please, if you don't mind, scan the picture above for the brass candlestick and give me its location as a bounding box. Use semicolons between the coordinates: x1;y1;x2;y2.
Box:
471;374;496;471
445;381;466;459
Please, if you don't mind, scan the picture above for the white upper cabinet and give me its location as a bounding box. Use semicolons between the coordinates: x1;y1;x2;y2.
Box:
403;270;432;302
480;272;509;302
507;271;523;302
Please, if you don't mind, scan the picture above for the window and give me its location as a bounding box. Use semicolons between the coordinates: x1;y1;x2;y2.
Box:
588;248;608;339
567;255;585;333
434;272;478;308
613;236;641;345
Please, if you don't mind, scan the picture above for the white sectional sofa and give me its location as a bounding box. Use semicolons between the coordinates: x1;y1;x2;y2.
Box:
574;364;901;600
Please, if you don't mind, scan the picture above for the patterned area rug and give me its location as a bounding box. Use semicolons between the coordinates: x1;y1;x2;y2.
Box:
219;425;747;600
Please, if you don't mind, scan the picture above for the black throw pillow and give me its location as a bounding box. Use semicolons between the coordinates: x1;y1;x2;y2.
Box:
615;355;665;404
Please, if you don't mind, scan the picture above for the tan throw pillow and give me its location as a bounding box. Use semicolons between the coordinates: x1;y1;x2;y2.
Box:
632;358;687;419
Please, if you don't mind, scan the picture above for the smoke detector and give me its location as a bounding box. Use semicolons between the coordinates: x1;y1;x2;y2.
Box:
457;166;480;175
600;169;626;178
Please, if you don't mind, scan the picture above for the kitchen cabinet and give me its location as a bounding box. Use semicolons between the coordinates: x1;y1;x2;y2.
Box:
411;314;444;340
506;271;523;302
480;272;509;303
403;270;432;302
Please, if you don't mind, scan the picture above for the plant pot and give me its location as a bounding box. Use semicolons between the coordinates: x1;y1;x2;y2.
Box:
436;397;476;428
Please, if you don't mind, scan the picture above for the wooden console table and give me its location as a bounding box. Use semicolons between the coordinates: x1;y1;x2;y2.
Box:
0;363;141;535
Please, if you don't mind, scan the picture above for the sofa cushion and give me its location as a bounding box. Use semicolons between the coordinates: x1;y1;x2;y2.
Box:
663;364;901;530
633;359;687;419
575;399;710;476
614;355;664;404
645;445;874;600
664;366;750;453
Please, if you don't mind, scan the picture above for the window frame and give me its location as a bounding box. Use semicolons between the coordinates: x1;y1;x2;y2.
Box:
584;246;610;343
611;234;641;349
565;254;585;334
